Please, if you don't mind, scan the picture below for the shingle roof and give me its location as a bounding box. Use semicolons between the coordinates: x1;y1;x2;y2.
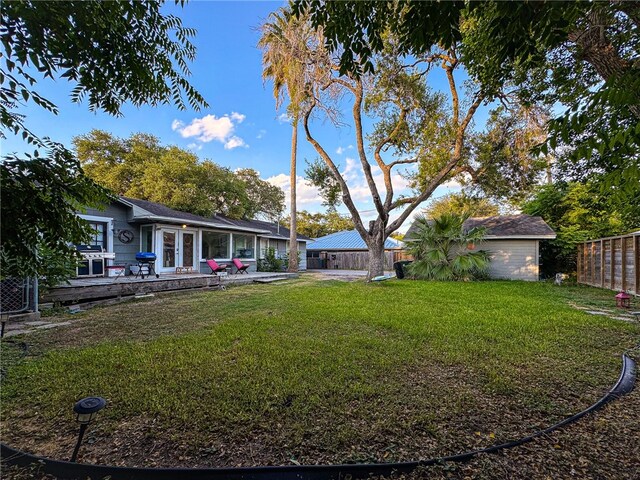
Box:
119;196;311;240
307;230;404;251
243;219;313;241
405;214;556;239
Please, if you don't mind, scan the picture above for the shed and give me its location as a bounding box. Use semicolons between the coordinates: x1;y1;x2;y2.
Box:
405;215;556;281
306;230;404;270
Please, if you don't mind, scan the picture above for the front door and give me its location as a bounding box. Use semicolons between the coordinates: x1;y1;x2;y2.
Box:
179;230;196;270
158;228;178;273
157;228;198;273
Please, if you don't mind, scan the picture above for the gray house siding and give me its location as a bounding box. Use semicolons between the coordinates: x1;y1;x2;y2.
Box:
299;242;307;270
80;203;140;270
78;200;308;276
258;238;307;271
478;239;540;281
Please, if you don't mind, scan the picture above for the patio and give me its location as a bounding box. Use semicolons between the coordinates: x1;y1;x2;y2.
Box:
41;271;297;305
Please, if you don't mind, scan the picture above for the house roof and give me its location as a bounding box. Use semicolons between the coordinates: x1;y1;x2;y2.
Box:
405;214;556;240
243;219;313;241
307;230;404;251
118;196;311;241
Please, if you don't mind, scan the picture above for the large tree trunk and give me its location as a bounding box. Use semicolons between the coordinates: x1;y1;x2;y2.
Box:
288;122;299;272
366;233;386;281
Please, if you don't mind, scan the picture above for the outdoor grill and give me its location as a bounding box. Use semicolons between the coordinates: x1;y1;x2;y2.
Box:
76;245;116;277
134;252;159;279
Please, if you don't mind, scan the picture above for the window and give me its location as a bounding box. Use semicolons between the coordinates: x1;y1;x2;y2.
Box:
87;222;107;248
233;234;255;259
202;231;230;259
141;226;153;253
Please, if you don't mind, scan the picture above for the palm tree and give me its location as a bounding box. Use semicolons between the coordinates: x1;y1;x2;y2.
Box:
258;8;315;272
406;213;491;281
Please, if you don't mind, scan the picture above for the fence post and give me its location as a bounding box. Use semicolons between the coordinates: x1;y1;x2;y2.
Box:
600;240;605;287
631;235;640;295
610;239;616;290
621;237;627;291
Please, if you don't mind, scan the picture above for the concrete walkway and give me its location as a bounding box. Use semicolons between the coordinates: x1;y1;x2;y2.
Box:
306;269;395;281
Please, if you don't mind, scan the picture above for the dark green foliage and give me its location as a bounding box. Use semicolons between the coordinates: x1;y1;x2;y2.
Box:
0;0;207;142
282;210;354;238
423;192;499;219
405;213;491;281
235;168;286;222
1;1;206;283
304;158;343;210
467;106;551;204
74;130;284;220
0;142;111;285
296;1;640;191
257;247;284;272
521;182;637;276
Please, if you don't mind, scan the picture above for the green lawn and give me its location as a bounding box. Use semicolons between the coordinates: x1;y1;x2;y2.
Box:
1;277;638;468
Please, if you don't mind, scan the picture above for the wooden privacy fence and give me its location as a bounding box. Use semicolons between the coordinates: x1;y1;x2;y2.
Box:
308;251;413;270
577;232;640;294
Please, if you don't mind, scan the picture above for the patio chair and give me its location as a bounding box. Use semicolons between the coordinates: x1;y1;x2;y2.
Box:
206;259;228;275
232;258;250;274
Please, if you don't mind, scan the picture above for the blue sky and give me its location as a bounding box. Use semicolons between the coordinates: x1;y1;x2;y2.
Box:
3;1;486;232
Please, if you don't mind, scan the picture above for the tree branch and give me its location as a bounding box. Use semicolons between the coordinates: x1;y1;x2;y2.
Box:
352;78;386;219
303;99;367;238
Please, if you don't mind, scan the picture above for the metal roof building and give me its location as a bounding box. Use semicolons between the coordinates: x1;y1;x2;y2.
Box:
307;230;404;251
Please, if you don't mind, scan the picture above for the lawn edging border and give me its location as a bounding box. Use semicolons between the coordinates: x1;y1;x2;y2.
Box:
1;354;636;480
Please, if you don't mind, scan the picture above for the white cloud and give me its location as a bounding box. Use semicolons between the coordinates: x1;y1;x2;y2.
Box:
277;113;292;124
336;145;354;155
265;159;454;233
172;112;248;149
266;173;323;210
256;129;267;139
230;112;246;123
224;136;247;150
187;143;202;151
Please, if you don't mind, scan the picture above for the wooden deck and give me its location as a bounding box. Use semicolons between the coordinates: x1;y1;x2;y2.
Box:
42;272;298;305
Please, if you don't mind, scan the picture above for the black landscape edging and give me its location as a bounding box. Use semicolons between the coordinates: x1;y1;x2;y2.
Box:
1;354;636;480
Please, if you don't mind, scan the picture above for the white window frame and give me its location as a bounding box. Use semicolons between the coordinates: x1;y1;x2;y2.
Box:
200;229;232;261
139;224;155;252
231;233;256;261
78;214;114;253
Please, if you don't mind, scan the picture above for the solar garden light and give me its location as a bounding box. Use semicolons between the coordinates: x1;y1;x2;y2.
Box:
70;396;106;463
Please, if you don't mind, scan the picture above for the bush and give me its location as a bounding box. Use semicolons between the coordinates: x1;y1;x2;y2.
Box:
257;247;284;272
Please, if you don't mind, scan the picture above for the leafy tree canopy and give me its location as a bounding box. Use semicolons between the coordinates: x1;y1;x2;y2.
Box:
423;192;499;220
295;0;640;194
1;143;111;286
235;168;286;222
1;0;207;143
304;158;343;211
521;180;638;276
74;130;285;220
1;0;206;284
282;210;354;239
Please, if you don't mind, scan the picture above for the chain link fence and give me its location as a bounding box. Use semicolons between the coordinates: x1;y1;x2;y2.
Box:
0;277;37;315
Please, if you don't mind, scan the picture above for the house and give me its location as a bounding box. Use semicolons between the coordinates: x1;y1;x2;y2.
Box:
77;196;311;276
405;214;556;281
306;230;404;270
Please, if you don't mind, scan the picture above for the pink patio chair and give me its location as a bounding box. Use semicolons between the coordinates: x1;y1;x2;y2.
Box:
206;259;228;275
232;258;250;274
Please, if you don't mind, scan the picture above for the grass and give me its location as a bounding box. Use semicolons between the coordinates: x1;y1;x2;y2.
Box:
1;277;638;468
